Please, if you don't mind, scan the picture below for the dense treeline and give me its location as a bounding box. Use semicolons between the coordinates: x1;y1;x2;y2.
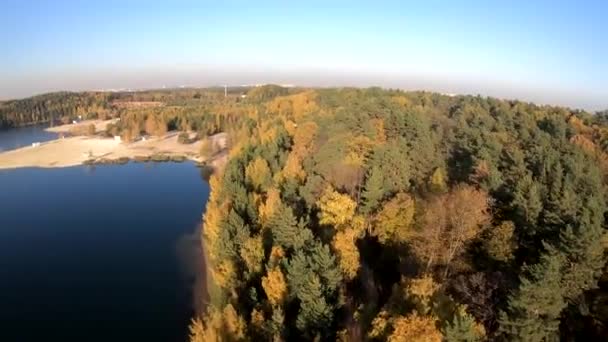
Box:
186;87;608;341
0;87;264;130
106;86;303;143
0;92;115;128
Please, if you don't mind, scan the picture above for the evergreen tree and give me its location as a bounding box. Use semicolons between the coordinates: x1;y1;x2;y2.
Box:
558;198;606;301
443;306;486;342
360;166;385;214
295;274;333;334
309;242;342;294
268;204;312;251
499;248;566;341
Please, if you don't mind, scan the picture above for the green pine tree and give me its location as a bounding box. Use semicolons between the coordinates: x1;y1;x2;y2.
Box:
443;307;485;342
558;198;606;301
268;204;312;250
309;242;342;294
360;166;385;214
499;248;566;342
295;274;333;335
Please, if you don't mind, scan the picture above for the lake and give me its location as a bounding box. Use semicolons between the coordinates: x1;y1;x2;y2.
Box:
0;124;58;152
0;161;209;341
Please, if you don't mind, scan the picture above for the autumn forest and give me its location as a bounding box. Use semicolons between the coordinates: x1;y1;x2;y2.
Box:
3;86;608;341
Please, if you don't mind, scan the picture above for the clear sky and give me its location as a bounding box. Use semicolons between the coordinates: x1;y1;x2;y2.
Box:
1;0;606;110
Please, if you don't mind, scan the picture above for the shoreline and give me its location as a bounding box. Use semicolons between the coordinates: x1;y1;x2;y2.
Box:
44;119;116;133
0;124;227;170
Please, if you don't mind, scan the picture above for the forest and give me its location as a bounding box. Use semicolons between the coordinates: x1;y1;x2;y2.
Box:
187;87;608;341
3;86;608;341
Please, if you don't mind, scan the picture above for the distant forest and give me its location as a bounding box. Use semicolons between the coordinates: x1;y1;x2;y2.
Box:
3;86;608;341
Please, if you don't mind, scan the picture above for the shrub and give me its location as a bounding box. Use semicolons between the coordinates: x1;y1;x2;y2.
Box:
87;124;96;136
151;153;170;162
170;155;187;162
178;132;191;144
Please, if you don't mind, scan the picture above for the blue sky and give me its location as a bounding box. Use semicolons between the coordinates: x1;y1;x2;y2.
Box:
0;0;606;110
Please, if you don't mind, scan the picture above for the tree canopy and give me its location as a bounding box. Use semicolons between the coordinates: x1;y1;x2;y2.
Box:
185;87;608;341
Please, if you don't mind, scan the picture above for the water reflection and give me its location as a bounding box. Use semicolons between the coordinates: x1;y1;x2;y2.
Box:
175;224;209;317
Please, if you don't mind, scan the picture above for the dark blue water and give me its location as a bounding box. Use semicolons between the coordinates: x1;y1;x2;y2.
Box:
0;162;209;342
0;124;58;152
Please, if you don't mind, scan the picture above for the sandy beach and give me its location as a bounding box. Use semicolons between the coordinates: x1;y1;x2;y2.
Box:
45;119;117;133
0;130;227;170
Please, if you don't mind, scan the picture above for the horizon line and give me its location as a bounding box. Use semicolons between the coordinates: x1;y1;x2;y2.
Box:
1;84;604;113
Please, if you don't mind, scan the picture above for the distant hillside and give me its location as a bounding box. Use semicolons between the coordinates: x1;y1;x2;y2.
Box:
0;86;284;129
0;92;115;128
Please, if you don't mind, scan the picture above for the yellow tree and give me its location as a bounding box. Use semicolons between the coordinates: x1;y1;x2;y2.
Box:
332;228;360;280
240;235;264;275
292;121;318;157
317;188;356;227
258;188;282;227
189;304;246;342
372;193;415;244
370;118;387;143
262;267;288;306
268;245;285;268
203;174;229;265
406;275;440;315
245;157;272;191
428;167;448;193
345;135;375;167
282;152;306;182
259;125;278;145
121;124;140;142
369;310;391;340
388;314;442;342
145;114;167;136
251;308;265;330
210;259;236;291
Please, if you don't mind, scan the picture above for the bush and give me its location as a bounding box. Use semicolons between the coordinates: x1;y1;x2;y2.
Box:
178;132;191;144
87;124;96;136
133;155;151;162
105;123;119;137
150;153;170;162
65;123;97;136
